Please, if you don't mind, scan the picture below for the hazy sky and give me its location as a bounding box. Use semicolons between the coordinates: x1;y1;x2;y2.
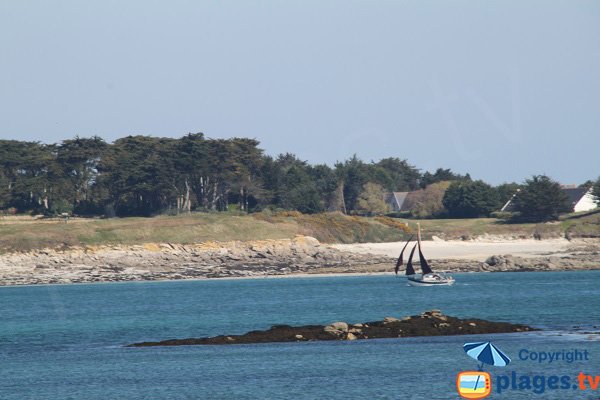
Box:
1;1;599;185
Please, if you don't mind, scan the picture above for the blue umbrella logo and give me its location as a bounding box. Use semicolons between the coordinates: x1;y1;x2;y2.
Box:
464;341;511;370
460;342;510;398
458;342;509;399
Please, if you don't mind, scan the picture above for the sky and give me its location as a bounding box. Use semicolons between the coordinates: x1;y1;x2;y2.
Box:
0;0;599;185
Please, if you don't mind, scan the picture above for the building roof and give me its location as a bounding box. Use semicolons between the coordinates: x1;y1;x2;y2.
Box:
385;191;410;211
393;192;409;210
561;187;590;207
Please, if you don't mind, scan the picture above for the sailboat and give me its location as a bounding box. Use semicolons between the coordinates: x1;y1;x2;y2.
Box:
395;223;455;286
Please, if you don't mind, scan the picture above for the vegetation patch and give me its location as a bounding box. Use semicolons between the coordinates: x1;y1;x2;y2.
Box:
1;211;599;253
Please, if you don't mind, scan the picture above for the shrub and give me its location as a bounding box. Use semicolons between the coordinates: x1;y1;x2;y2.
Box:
374;216;412;233
490;211;513;220
385;211;412;218
48;199;73;216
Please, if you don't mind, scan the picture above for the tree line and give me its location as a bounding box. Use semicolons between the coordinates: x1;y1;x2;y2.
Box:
0;134;597;221
0;133;460;217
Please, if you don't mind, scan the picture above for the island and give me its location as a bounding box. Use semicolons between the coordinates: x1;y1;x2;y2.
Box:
128;310;535;347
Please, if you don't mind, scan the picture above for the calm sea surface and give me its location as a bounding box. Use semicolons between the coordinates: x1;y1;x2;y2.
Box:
1;271;599;399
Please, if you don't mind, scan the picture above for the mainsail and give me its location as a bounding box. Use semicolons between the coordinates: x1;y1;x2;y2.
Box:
394;235;413;275
405;244;418;276
417;240;433;275
416;224;433;275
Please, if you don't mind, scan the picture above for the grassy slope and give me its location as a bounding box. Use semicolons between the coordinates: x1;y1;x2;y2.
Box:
0;214;299;253
0;210;598;253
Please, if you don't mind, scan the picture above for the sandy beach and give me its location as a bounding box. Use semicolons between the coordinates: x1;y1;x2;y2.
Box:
333;238;574;261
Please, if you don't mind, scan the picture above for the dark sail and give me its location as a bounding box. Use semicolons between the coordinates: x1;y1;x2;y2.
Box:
417;240;433;275
405;244;418;276
394;235;413;275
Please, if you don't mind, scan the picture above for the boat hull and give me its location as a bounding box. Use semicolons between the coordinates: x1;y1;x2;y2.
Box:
406;273;455;286
406;278;455;287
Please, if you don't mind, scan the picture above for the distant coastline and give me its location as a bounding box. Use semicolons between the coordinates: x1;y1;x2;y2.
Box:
1;235;598;287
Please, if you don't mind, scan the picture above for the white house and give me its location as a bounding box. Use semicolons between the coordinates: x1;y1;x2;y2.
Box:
501;186;598;213
564;187;598;212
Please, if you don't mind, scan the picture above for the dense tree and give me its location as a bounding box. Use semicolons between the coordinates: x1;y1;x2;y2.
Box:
5;133;572;219
0;140;57;213
371;158;420;192
511;175;571;222
420;168;470;188
280;166;323;213
94;134;267;216
495;182;521;209
260;154;324;213
97;136;178;216
310;164;340;211
443;180;500;218
0;140;23;209
404;181;452;218
199;137;263;211
56;136;107;214
335;155;370;213
224;138;265;212
355;182;389;216
171;133;209;212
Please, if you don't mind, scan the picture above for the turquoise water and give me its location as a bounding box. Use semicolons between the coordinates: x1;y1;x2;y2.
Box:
1;271;599;399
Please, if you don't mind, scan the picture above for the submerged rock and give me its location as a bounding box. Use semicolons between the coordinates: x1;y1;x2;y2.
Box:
128;310;535;347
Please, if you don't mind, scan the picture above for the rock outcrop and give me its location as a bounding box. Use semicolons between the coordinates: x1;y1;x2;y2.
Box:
128;310;535;347
0;236;391;286
479;251;600;272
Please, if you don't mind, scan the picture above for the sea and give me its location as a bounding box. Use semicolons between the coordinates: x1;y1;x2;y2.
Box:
0;271;599;399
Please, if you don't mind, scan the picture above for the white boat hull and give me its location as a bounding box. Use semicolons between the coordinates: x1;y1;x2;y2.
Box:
407;279;454;287
406;273;455;287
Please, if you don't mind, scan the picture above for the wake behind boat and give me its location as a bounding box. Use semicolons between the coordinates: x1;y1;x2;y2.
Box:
395;224;455;286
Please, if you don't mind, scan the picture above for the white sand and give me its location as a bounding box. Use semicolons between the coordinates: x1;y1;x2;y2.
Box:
332;239;573;262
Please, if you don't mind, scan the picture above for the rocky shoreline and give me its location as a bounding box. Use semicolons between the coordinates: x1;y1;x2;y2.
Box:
128;310;535;347
0;236;598;286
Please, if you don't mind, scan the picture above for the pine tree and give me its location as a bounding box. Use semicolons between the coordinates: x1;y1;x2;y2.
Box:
442;180;500;218
511;175;571;222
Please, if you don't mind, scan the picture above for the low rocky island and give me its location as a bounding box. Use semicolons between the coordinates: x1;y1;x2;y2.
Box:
128;310;535;347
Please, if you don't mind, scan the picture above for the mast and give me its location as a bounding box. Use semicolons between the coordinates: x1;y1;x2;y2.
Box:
394;235;413;275
417;223;433;275
405;244;417;276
